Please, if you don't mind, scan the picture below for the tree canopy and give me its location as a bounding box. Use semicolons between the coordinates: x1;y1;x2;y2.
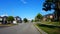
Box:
43;0;60;21
7;16;14;21
23;18;28;23
35;13;43;21
43;0;60;11
35;13;43;19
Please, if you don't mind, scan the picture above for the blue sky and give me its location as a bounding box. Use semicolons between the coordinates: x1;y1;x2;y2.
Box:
0;0;54;20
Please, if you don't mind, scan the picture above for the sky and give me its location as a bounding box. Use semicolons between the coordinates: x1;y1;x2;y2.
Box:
0;0;54;20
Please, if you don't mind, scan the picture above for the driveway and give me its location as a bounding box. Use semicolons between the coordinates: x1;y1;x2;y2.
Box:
0;23;40;34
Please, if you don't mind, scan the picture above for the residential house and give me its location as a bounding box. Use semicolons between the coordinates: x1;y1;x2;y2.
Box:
0;16;3;24
0;16;8;24
0;15;22;24
43;14;54;21
2;16;8;24
14;16;22;23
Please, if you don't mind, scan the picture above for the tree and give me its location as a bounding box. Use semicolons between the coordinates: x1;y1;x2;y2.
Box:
35;13;43;22
23;18;28;23
7;16;14;23
43;0;60;21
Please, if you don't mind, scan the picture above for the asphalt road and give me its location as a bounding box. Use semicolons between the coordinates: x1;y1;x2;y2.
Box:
0;23;40;34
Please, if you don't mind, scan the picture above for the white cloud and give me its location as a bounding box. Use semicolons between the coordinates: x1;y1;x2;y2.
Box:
20;0;27;4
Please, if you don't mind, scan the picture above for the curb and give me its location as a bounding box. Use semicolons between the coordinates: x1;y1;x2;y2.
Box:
34;24;48;34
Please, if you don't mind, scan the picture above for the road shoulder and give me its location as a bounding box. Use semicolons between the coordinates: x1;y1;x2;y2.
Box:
34;24;48;34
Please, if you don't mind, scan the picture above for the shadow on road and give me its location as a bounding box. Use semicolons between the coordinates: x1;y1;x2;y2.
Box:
0;26;10;29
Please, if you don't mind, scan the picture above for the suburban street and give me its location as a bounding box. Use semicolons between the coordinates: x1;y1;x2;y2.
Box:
0;23;40;34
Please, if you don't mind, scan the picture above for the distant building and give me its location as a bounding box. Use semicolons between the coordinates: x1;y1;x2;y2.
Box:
0;16;3;24
43;14;54;21
14;16;22;23
0;15;22;24
0;16;8;24
3;16;8;24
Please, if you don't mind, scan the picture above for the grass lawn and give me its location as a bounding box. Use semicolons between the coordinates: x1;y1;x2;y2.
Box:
40;21;60;26
37;24;60;34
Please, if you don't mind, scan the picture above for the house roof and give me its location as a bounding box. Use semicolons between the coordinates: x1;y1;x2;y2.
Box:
43;14;54;18
1;14;8;17
0;16;2;18
15;16;20;18
0;16;8;18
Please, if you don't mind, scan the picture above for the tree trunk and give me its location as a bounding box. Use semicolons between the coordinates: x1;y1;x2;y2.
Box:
54;1;60;21
54;10;60;21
